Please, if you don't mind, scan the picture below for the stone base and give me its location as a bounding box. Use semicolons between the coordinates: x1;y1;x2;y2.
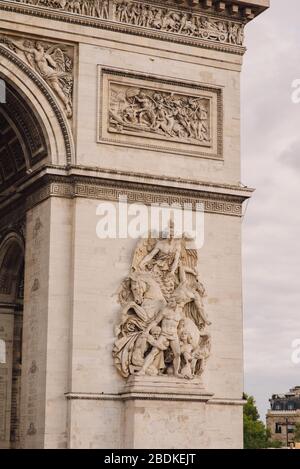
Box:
122;375;214;401
120;376;215;448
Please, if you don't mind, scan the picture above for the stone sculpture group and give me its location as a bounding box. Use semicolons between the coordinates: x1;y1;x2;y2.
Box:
113;221;211;380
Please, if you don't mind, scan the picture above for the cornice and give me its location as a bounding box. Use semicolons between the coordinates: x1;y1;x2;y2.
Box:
267;411;300;416
53;164;254;198
0;0;248;56
0;165;253;218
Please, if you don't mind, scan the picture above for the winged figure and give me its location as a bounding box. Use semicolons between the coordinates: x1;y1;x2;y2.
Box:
1;37;73;118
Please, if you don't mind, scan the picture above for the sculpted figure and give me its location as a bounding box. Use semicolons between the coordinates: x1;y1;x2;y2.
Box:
134;90;157;126
179;330;194;379
113;272;166;377
4;39;73;117
178;14;196;35
152;9;163;29
192;334;211;376
228;22;239;44
129;2;140;25
161;11;179;32
139;4;148;27
70;0;81;14
139;221;181;276
173;265;211;328
134;326;167;375
237;25;244;45
137;298;182;377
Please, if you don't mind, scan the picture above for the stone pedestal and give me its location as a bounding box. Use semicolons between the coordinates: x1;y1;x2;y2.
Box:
122;376;214;448
123;376;213;399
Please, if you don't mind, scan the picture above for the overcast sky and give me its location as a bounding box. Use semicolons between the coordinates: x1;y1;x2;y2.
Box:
242;0;300;420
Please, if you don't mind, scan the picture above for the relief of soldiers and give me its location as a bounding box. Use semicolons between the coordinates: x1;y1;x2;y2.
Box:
109;86;210;144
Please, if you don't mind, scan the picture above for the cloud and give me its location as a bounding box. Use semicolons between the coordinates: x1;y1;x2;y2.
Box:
279;140;300;169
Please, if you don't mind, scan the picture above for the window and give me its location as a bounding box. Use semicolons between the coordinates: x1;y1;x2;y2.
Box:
275;423;282;434
287;403;294;410
287;425;294;434
0;339;6;364
275;404;282;410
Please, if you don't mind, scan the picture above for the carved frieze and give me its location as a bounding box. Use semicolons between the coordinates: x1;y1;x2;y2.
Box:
0;34;74;119
0;1;246;54
113;220;211;380
99;70;222;158
113;0;244;45
11;0;109;19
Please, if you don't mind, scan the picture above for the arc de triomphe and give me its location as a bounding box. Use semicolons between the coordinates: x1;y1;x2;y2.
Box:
0;0;268;449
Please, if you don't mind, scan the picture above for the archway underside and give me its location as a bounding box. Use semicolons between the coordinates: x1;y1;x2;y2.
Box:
0;81;48;194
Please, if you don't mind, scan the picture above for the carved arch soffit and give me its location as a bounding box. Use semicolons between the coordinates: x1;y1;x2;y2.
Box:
0;43;75;167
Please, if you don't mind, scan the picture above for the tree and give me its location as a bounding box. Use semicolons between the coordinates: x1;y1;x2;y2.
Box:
243;393;282;449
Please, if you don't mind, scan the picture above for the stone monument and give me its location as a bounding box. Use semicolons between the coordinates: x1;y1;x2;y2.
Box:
0;0;269;449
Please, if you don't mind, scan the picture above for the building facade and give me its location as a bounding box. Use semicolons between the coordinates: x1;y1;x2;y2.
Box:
0;0;268;449
266;387;300;447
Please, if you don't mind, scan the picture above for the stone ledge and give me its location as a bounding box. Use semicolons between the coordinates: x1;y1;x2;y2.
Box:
65;377;214;402
65;391;247;405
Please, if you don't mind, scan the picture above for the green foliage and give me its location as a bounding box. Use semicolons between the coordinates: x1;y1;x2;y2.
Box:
243;393;283;449
243;394;260;421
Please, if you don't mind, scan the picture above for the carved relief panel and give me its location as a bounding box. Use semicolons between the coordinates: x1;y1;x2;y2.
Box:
99;70;223;159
